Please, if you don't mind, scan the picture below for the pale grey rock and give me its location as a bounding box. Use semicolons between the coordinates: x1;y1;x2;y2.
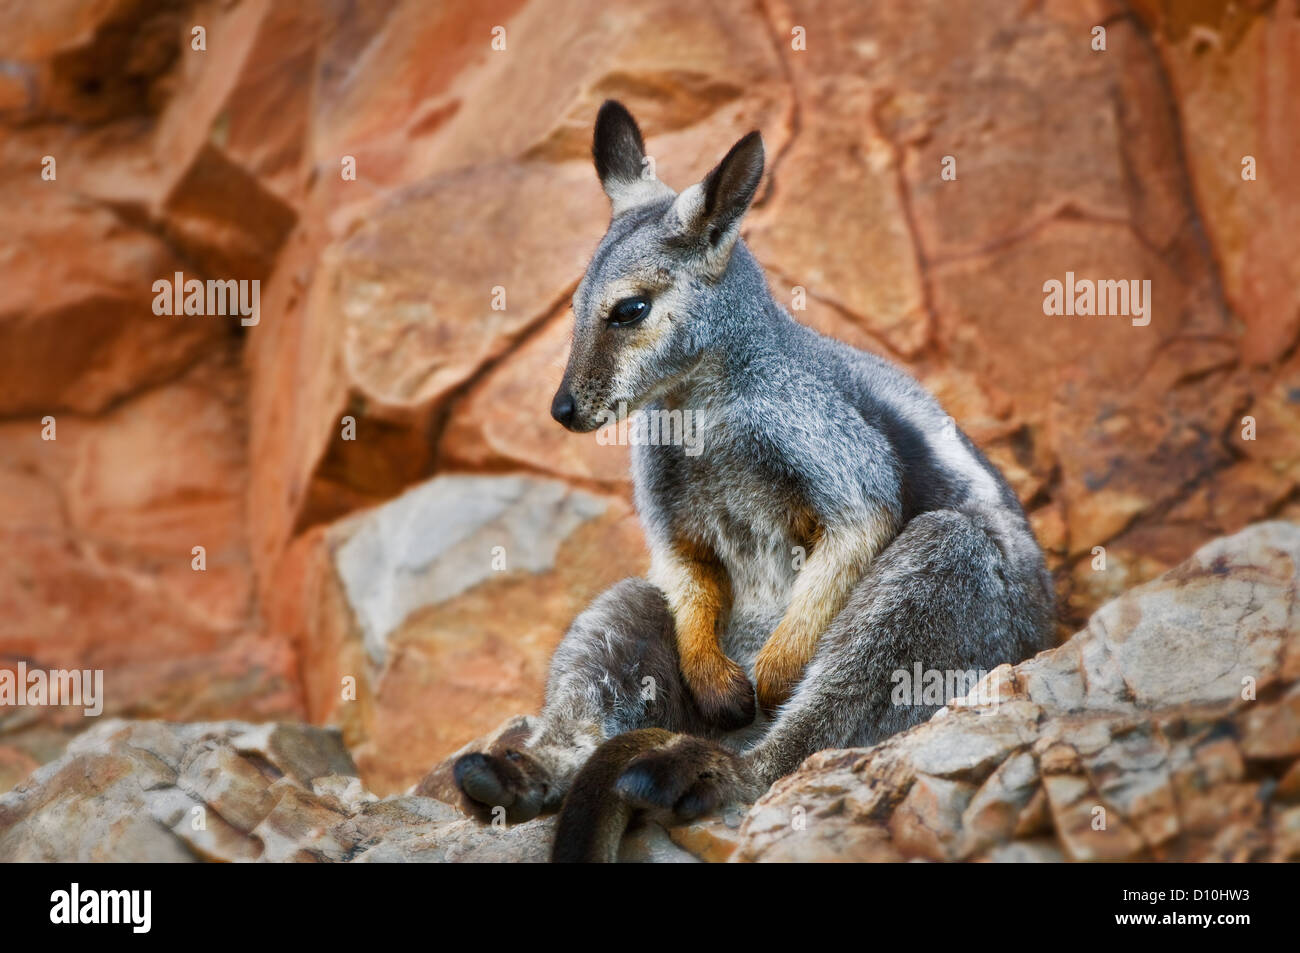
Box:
331;474;608;664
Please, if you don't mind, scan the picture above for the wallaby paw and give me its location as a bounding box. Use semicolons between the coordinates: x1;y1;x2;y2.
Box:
683;657;756;732
614;736;756;823
452;748;550;823
753;648;801;716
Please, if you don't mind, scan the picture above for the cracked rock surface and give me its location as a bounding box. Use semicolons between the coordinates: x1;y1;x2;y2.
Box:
2;521;1296;862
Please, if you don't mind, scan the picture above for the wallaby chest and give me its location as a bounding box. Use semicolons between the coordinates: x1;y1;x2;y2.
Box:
635;418;816;660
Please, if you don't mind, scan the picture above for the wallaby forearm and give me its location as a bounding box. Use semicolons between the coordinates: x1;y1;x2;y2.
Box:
651;545;725;667
649;540;755;729
754;512;896;711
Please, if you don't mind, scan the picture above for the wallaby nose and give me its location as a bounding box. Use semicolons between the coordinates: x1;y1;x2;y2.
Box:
551;388;577;427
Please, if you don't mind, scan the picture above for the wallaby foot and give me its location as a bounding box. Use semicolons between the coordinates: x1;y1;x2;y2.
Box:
681;652;756;732
452;748;553;824
552;729;762;862
616;734;760;822
551;728;676;863
753;641;804;716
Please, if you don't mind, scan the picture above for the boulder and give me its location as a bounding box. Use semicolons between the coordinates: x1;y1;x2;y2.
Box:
0;718;701;862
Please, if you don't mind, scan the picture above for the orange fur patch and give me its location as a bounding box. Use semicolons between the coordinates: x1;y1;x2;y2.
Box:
652;539;749;714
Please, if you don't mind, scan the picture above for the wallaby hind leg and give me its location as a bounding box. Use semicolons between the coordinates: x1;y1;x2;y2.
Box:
607;509;1054;818
744;507;1053;785
552;727;757;862
452;578;708;822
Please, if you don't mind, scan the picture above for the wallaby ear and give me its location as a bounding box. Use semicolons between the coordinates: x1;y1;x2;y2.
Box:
669;131;764;273
593;100;669;216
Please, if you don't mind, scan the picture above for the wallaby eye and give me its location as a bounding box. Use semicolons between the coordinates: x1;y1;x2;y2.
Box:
606;295;650;328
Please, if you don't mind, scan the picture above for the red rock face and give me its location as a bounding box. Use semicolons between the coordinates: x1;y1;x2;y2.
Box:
1;0;1297;795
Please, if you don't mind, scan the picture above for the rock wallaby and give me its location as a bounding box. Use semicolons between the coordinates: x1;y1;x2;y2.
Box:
452;100;1055;862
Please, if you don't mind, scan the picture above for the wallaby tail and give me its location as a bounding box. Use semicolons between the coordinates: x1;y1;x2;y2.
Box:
550;727;676;863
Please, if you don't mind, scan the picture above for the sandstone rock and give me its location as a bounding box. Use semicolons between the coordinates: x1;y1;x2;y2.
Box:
0;0;316;773
0;720;359;862
0;746;39;797
0;346;302;751
246;159;610;587
0;183;222;416
1130;0;1300;365
745;85;930;356
0;718;692;862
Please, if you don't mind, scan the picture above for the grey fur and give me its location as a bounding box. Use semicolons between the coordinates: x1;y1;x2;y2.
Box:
454;101;1055;852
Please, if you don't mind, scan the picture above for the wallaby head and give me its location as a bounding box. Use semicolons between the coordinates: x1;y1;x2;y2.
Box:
550;100;766;432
